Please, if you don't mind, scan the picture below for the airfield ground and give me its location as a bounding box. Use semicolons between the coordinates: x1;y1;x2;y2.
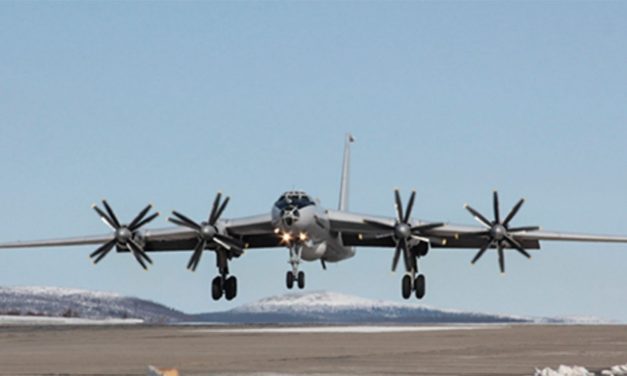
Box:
0;324;625;375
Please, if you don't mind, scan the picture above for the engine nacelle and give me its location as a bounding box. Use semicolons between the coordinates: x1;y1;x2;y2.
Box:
412;241;429;257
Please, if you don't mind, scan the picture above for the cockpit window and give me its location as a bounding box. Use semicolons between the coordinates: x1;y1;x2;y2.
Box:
275;193;314;210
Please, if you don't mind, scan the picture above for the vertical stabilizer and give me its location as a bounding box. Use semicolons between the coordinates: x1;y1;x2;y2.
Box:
338;133;354;211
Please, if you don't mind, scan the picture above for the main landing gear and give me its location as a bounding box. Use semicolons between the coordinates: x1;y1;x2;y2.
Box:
211;249;238;301
401;273;425;300
401;248;426;300
286;244;305;289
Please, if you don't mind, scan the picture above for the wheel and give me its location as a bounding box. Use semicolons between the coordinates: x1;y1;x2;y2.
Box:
297;271;305;289
415;274;426;299
224;276;237;301
211;276;223;300
401;275;412;299
286;271;294;289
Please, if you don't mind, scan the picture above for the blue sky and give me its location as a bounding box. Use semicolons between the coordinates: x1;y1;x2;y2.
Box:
1;2;627;320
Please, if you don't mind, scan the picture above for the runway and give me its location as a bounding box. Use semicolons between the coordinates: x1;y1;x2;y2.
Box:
1;324;626;375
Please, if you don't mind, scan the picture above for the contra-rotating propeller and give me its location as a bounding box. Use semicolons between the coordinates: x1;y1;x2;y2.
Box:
363;190;443;272
168;192;244;272
90;201;159;270
464;191;540;274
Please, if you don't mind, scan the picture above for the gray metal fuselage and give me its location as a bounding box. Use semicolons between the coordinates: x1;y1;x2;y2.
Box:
271;191;355;262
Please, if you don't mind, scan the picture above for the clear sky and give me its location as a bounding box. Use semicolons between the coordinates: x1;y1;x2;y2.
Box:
1;2;627;320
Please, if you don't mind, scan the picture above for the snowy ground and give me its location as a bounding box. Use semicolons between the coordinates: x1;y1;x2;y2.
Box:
535;364;627;376
187;324;506;334
0;315;143;325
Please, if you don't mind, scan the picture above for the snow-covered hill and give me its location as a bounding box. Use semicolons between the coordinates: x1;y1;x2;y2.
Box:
0;286;186;324
0;287;590;325
192;291;533;324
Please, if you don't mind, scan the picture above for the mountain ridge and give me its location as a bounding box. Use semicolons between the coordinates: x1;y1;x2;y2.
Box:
0;286;592;325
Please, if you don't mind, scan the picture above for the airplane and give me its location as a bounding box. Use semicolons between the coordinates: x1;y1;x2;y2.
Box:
2;133;627;301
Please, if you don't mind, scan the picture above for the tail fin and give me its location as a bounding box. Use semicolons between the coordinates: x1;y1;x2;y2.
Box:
338;133;354;211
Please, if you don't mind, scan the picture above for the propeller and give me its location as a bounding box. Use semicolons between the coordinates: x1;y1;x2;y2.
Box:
168;192;244;272
363;190;443;272
90;201;159;270
464;191;540;273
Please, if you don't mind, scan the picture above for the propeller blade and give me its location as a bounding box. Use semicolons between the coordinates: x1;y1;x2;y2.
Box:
503;198;525;227
168;217;199;231
127;241;152;270
92;205;118;230
363;219;394;231
209;192;222;224
394;190;403;222
171;211;201;230
401;241;413;272
212;236;232;251
128;204;153;229
471;241;491;264
507;226;540;233
129;239;153;265
403;191;416;223
101;200;121;228
215;234;244;253
464;205;492;228
391;244;402;272
498;243;505;274
127;241;148;270
89;239;116;263
493;191;500;223
211;196;230;225
187;240;206;271
504;235;531;259
130;212;159;231
411;222;444;233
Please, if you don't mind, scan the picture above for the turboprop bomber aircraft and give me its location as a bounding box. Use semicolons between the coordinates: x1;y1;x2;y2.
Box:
2;134;627;301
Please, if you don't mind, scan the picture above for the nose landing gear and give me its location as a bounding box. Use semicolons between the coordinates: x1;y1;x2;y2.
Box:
286;244;305;289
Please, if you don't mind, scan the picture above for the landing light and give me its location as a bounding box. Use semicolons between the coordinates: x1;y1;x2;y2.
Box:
299;232;308;241
281;233;292;243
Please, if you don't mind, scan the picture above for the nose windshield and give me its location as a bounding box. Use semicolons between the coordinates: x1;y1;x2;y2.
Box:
275;193;314;210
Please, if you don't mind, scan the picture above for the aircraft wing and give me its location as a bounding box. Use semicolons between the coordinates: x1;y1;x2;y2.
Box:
328;209;627;249
0;213;278;252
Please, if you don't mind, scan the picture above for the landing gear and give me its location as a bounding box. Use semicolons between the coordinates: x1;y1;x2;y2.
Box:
297;271;305;289
224;276;237;301
414;274;425;299
400;247;427;300
211;276;223;300
286;244;305;290
402;275;412;299
401;273;426;300
286;270;305;289
211;249;238;301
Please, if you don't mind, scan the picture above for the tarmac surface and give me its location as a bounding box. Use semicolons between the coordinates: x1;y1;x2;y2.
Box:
0;324;626;375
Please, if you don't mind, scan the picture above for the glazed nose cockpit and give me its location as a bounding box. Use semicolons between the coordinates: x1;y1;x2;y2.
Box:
273;191;314;229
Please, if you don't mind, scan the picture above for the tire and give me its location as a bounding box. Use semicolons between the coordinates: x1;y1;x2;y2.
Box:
415;274;426;299
297;271;305;289
224;276;237;301
211;276;223;301
401;275;412;300
286;271;294;289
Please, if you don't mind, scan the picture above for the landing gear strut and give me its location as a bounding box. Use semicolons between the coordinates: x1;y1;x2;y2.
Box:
401;248;426;300
211;249;238;301
286;244;305;289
